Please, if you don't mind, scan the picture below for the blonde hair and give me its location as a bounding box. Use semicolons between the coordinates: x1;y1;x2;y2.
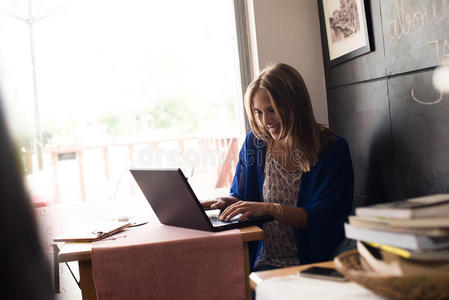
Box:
244;63;335;172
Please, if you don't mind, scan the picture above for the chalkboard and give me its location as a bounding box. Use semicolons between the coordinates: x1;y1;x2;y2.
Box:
322;0;449;204
380;0;449;75
323;0;386;88
327;79;394;203
388;69;449;199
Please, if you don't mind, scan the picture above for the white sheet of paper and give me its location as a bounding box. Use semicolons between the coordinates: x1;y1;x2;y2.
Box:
256;275;386;300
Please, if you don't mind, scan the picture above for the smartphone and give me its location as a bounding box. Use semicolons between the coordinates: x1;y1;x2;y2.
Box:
298;266;347;282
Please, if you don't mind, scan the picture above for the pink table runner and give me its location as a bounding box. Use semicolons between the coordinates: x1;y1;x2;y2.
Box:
92;224;245;300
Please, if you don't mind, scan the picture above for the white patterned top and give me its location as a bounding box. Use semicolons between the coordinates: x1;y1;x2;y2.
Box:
254;149;302;269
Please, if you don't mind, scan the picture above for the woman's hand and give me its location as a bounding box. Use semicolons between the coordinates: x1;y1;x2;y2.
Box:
219;201;270;221
200;196;239;210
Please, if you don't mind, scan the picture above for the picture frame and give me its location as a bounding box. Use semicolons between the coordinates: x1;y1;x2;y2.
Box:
318;0;373;66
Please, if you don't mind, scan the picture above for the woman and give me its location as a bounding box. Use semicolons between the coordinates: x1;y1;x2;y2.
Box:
202;63;354;271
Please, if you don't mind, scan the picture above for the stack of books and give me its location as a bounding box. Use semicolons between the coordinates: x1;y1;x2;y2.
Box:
344;194;449;276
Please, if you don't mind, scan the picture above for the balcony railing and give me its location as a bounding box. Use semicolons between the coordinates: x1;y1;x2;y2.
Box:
22;136;240;204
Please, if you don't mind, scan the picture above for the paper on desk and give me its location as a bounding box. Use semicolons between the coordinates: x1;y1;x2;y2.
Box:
256;275;386;300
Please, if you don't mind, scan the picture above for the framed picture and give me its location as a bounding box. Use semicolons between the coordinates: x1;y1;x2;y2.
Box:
318;0;373;66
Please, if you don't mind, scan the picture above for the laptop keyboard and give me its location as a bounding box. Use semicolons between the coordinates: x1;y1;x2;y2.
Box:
209;215;239;227
206;209;244;227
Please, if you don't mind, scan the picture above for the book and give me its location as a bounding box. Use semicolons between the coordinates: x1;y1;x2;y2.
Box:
348;215;449;237
344;223;449;251
53;221;131;242
357;241;449;276
355;194;449;219
388;216;449;228
363;241;449;261
357;241;402;276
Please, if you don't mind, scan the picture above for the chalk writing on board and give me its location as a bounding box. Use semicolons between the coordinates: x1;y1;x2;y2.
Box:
388;0;449;41
410;38;448;105
427;39;449;65
411;87;443;105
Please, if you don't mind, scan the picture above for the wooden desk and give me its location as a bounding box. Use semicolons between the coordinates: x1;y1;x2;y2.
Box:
249;261;335;290
59;226;264;300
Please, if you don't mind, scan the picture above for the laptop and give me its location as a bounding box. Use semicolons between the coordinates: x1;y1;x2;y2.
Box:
130;168;274;232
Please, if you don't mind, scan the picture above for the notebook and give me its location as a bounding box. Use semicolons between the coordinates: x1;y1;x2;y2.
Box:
130;168;273;232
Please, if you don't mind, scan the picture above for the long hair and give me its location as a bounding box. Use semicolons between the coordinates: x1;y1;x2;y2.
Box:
244;63;335;172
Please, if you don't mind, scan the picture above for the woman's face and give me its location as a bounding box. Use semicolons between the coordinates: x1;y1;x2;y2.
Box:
253;89;281;140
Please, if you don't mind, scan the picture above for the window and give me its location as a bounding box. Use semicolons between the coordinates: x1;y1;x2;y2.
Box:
0;0;249;247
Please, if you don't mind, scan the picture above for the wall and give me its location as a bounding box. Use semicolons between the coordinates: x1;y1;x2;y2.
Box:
247;0;329;125
320;0;449;205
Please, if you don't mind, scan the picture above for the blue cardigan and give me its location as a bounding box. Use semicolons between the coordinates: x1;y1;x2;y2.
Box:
230;131;354;270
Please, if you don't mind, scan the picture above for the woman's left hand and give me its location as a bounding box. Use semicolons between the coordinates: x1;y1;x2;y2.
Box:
219;201;270;221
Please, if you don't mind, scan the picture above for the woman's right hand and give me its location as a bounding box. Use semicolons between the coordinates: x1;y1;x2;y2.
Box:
201;196;239;210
